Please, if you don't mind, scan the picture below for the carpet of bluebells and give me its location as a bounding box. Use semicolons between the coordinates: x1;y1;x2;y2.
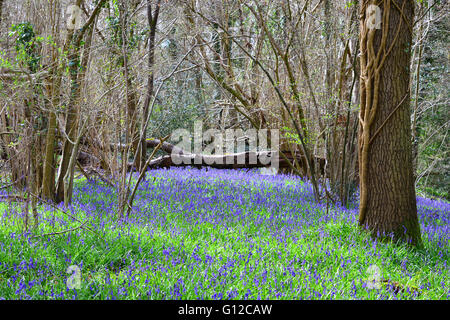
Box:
0;168;448;300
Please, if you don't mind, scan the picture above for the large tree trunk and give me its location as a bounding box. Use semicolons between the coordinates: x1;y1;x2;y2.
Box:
358;0;421;246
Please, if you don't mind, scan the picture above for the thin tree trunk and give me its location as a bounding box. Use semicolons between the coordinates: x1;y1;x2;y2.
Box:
42;75;58;200
411;2;425;179
55;0;105;203
139;0;161;171
0;0;4;24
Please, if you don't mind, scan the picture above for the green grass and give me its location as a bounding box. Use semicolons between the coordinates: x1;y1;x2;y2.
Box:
0;169;448;299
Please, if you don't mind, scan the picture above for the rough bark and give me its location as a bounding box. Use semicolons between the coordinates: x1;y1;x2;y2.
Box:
358;0;422;246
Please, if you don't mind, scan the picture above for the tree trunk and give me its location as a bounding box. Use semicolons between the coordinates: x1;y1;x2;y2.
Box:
0;0;3;24
140;0;161;171
42;73;59;200
55;0;105;203
358;0;422;246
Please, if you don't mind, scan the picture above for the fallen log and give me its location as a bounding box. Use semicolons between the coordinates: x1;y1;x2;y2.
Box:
98;138;325;173
138;151;278;169
0;136;324;174
125;151;319;171
106;139;325;173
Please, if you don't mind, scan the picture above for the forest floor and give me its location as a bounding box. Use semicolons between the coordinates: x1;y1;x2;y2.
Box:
0;168;448;299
